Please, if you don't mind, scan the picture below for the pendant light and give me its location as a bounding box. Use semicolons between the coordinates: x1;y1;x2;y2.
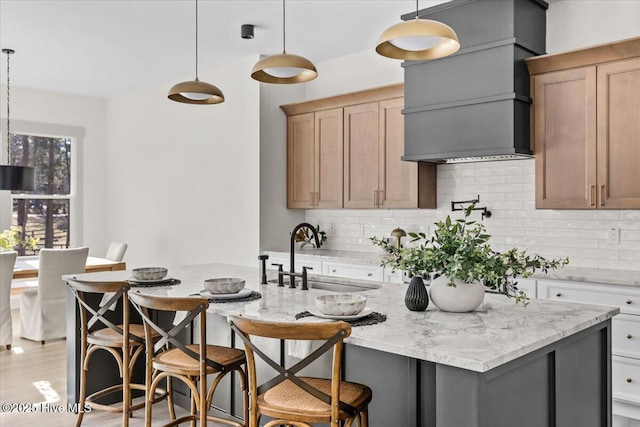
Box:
1;48;35;191
168;0;224;104
251;0;317;84
376;0;460;61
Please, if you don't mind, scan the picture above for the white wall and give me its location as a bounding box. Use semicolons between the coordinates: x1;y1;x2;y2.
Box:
259;83;305;252
547;0;640;54
106;56;261;268
304;50;403;100
301;0;640;274
0;86;108;256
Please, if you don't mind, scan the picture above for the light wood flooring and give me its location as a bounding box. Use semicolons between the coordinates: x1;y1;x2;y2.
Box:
0;309;218;426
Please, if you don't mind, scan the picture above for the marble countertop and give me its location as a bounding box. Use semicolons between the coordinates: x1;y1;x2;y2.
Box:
266;250;640;287
74;262;619;373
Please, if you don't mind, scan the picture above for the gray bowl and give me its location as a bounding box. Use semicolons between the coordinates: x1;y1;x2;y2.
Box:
131;267;168;281
315;294;367;316
204;278;245;294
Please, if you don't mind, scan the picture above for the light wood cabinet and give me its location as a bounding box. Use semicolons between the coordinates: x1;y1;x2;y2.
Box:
527;37;640;209
282;84;436;210
344;102;380;208
286;108;343;208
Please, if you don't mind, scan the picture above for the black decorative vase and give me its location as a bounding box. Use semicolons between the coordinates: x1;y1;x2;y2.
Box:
405;276;429;311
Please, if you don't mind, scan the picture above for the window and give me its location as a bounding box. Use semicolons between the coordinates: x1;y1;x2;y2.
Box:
9;132;74;255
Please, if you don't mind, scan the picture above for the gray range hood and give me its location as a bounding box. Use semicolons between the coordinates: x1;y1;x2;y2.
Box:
402;0;548;163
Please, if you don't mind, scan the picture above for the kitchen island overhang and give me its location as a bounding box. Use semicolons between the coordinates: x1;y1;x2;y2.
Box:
66;263;619;427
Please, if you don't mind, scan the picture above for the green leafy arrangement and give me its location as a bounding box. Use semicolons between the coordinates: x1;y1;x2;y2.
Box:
371;206;569;305
0;226;38;252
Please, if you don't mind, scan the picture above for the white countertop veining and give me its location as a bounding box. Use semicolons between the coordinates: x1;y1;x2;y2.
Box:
73;262;619;373
267;249;640;287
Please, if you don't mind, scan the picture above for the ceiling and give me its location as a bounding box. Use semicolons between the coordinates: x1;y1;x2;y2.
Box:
0;0;448;98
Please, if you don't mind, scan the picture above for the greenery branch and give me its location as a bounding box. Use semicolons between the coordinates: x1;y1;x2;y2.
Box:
0;226;39;252
371;205;569;305
294;224;327;248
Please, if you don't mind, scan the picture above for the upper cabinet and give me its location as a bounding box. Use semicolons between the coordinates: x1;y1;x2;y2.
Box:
281;85;436;210
527;37;640;209
286;109;343;208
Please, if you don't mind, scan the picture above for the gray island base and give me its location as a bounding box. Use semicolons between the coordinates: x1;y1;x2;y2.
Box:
67;263;619;427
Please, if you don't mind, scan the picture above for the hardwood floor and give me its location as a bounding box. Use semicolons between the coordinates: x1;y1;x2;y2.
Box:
0;309;215;426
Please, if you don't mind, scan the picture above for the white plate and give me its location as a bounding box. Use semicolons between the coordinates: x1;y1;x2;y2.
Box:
307;307;374;321
199;288;253;300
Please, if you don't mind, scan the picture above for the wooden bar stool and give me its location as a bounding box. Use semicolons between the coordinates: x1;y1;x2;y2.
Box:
67;279;166;427
228;315;372;427
129;291;248;427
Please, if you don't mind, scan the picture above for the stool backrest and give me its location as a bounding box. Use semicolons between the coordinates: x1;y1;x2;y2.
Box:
228;315;355;420
66;279;140;345
129;292;226;372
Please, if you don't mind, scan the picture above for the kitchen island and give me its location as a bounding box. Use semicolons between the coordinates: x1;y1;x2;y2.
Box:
67;263;619;427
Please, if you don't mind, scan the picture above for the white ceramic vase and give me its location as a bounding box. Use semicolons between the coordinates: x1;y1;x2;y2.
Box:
428;275;485;312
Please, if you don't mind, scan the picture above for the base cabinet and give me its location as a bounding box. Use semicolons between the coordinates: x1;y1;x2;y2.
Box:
538;279;640;421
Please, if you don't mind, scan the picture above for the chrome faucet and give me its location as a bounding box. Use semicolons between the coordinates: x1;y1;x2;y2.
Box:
274;223;320;290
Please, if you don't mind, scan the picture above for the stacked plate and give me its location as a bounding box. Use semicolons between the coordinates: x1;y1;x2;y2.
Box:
129;267;176;286
199;278;251;300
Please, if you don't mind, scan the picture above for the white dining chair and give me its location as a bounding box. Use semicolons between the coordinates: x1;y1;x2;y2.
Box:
0;251;18;350
105;242;128;262
20;247;89;344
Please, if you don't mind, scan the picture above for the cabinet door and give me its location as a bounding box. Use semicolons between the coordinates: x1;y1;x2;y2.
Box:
344;102;380;208
597;57;640;209
533;67;597;209
315;108;343;208
378;97;418;208
287;113;315;208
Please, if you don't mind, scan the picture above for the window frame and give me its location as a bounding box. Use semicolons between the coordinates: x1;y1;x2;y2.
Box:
1;120;84;250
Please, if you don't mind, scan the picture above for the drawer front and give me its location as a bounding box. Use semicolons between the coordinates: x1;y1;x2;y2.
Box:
323;262;383;282
612;315;640;359
383;268;404;284
515;278;537;299
613;356;640;405
538;280;640;315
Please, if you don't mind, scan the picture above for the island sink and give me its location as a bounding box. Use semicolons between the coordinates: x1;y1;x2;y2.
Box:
267;276;382;292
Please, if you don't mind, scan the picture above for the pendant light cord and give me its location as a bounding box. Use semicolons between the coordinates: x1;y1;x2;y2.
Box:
416;0;419;19
282;0;286;54
195;0;199;80
4;50;10;163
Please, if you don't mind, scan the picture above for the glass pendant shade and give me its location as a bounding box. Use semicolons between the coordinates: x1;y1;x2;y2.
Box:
0;165;35;191
251;53;317;84
376;18;460;61
168;79;224;104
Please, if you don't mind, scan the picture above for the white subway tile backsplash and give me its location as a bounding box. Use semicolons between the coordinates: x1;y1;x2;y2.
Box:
305;159;640;273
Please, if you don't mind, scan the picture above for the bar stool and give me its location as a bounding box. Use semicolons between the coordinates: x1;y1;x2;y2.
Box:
129;291;248;427
228;315;372;427
67;279;166;427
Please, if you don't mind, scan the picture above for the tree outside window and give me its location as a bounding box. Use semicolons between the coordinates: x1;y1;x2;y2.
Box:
10;132;72;255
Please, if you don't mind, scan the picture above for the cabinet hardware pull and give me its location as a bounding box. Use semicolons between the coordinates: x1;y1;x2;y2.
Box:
627;378;633;383
627;300;632;305
367;273;372;277
373;190;379;207
378;190;384;207
556;292;562;297
332;269;337;273
627;334;633;339
600;185;605;206
589;185;595;206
